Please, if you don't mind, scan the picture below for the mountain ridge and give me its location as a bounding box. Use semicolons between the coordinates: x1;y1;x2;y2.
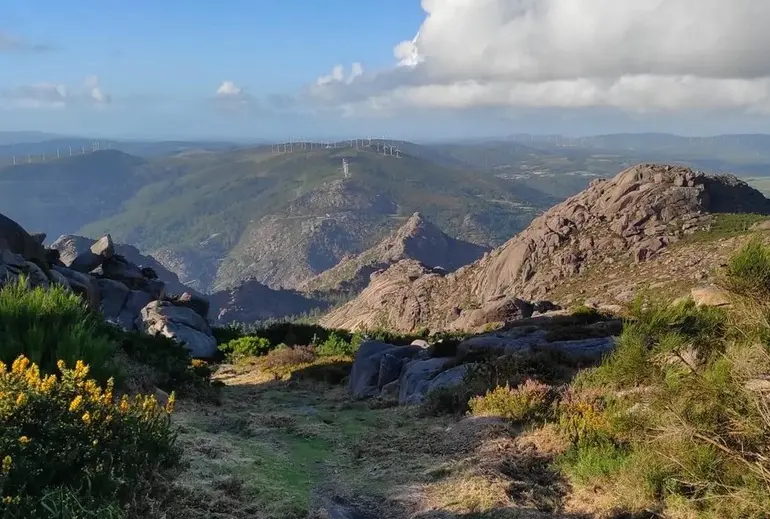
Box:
321;164;770;332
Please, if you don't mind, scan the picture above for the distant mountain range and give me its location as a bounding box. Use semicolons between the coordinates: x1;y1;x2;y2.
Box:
4;132;770;310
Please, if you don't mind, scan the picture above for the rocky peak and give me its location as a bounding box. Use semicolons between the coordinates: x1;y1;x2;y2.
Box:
301;213;489;296
321;164;770;332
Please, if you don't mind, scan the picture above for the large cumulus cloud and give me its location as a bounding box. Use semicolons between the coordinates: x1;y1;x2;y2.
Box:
309;0;770;115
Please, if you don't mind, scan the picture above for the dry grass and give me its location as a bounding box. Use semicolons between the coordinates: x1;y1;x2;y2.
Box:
150;357;590;519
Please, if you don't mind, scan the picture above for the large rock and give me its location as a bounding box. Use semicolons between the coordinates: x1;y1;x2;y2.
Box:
116;290;153;331
691;286;731;307
91;235;115;258
97;279;130;322
54;266;101;308
173;291;210;320
136;300;217;357
0;213;46;265
68;250;102;274
398;358;449;405
426;364;471;396
51;235;198;297
24;261;49;289
348;341;421;400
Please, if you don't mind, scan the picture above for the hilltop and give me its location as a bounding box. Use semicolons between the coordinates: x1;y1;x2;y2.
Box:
301;212;489;296
322;164;770;332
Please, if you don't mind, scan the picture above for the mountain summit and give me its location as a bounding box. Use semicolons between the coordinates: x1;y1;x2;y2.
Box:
321;164;770;332
301;212;489;296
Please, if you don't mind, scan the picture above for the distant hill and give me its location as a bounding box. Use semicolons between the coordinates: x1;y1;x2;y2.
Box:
0;150;162;239
0;131;69;145
81;144;555;291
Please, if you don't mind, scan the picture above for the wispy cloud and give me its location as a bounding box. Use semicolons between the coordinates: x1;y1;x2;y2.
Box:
0;76;111;109
0;31;54;53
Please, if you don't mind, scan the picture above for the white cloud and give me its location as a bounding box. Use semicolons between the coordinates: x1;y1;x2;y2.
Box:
309;0;770;115
316;63;365;87
216;81;243;97
0;76;110;109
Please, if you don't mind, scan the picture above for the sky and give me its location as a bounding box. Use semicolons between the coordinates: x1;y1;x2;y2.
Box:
3;0;770;141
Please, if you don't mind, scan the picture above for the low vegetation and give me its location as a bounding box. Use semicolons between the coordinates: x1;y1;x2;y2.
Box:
0;277;118;383
0;356;178;518
468;380;552;422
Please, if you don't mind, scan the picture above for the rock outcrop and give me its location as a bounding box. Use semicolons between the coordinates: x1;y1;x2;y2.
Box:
0;215;218;358
349;322;617;405
301;212;489;296
322;165;770;332
209;279;328;326
51;235;197;297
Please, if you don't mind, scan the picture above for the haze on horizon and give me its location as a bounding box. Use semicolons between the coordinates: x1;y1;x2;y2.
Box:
3;0;770;141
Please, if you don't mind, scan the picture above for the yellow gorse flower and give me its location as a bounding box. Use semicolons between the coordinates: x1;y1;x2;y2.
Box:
18;436;30;446
81;412;91;425
11;356;29;375
69;395;83;413
2;455;12;474
15;393;27;407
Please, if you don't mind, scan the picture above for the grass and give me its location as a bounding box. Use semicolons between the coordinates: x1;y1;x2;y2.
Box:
680;213;769;243
164;353;583;518
0;277;118;383
549;240;770;518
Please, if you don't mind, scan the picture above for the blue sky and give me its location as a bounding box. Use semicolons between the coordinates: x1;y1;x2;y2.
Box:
3;1;770;140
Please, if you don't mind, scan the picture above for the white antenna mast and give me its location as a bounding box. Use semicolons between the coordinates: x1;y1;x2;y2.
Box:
342;158;350;179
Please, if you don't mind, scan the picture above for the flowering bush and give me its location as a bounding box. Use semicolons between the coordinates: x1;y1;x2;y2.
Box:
0;356;179;517
468;379;552;422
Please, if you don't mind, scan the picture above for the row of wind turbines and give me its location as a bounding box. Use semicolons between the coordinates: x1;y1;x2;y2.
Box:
3;142;112;167
270;137;402;158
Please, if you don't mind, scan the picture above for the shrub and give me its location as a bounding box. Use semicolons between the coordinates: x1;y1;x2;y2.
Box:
0;278;118;383
423;350;579;416
586;295;726;389
0;356;179;517
316;332;357;357
421;386;469;416
468;379;552;423
722;235;770;297
556;388;616;446
218;336;273;362
262;345;317;372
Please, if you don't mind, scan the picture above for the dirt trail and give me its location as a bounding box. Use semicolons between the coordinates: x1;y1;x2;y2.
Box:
160;364;602;519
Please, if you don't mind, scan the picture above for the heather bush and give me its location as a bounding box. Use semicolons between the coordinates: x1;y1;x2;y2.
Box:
0;356;179;517
468;379;552;422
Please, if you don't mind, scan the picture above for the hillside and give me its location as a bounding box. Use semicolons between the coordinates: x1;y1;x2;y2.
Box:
322;164;770;332
301;212;489;296
81;145;554;291
0;150;159;240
